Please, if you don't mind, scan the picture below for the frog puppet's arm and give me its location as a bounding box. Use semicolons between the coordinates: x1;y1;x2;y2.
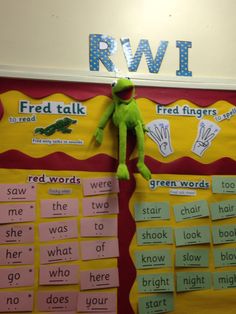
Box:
94;78;151;181
94;102;115;144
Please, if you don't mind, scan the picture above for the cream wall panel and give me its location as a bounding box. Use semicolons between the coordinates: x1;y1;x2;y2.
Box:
0;0;235;87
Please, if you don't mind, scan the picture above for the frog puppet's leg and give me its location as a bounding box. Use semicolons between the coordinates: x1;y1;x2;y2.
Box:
135;120;151;180
116;121;130;180
60;126;73;133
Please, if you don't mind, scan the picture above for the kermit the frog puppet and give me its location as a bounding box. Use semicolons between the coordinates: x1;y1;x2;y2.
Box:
94;77;151;180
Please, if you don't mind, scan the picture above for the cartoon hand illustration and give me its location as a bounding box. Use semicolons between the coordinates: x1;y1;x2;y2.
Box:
146;120;173;157
192;120;220;157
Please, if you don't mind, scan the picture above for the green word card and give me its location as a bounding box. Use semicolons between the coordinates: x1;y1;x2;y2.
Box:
210;199;236;220
134;201;170;221
175;248;209;267
137;227;173;245
175;225;211;246
213;271;236;289
138;293;174;314
212;224;236;244
176;271;211;292
137;272;174;293
135;249;172;269
212;176;236;194
174;200;209;222
214;247;236;267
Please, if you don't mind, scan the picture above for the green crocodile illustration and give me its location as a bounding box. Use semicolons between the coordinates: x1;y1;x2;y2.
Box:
35;117;77;136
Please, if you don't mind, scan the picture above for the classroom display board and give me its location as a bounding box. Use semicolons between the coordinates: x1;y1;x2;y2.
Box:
0;77;236;314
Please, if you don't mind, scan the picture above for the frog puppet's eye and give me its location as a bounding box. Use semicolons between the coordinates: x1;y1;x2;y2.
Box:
111;81;117;87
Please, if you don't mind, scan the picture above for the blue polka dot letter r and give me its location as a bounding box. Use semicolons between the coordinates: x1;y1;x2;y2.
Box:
94;78;151;181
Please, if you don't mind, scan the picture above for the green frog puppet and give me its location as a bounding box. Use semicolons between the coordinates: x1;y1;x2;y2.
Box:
94;77;151;180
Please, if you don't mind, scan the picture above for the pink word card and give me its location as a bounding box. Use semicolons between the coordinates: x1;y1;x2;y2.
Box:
80;217;117;237
0;266;34;288
0;183;36;202
40;241;79;264
39;264;79;285
0;245;34;265
0;291;34;312
80;268;119;290
82;177;119;196
0;224;34;244
40;198;78;218
82;195;119;216
37;291;78;312
81;239;119;261
77;292;117;312
0;203;35;224
39;219;78;242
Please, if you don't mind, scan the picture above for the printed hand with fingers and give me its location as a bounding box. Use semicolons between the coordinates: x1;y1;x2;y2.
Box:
192;122;217;156
147;122;173;157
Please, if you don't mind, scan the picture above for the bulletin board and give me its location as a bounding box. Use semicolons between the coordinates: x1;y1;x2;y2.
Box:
0;77;236;314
